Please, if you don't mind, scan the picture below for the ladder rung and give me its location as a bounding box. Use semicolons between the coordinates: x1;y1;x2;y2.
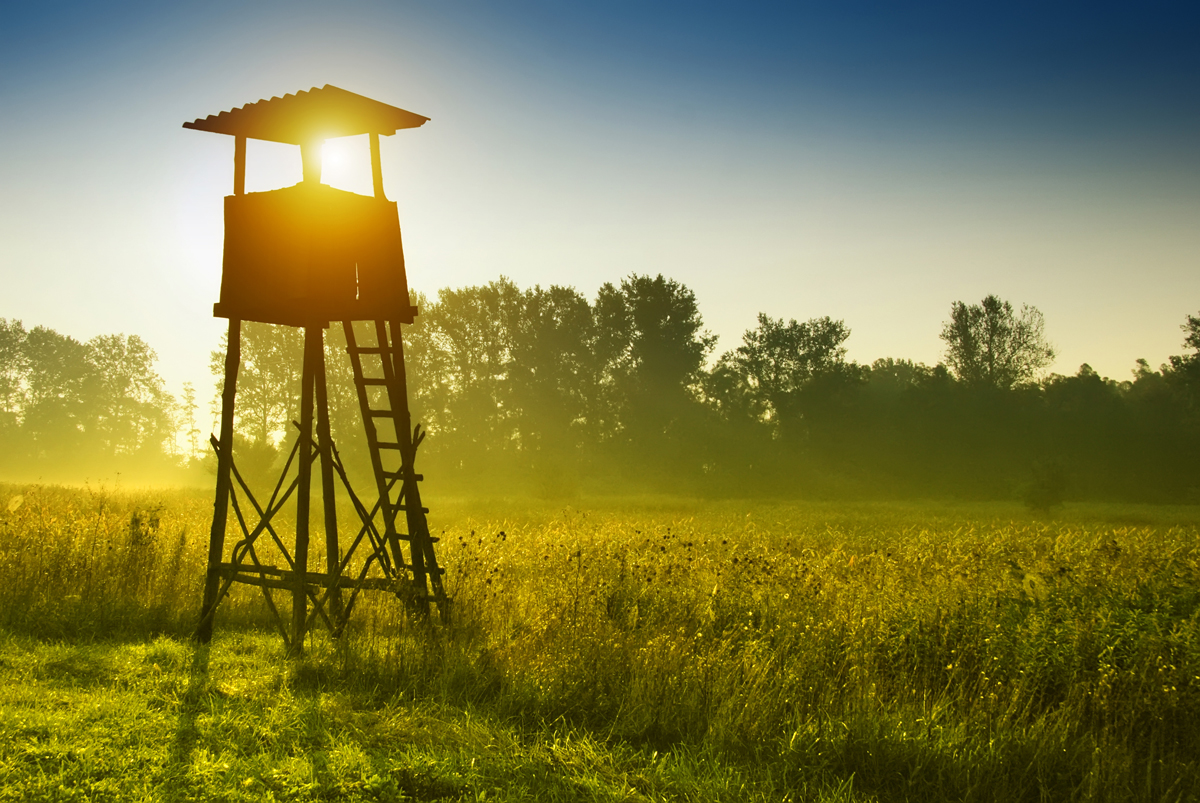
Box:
376;442;402;449
367;409;393;417
383;472;425;483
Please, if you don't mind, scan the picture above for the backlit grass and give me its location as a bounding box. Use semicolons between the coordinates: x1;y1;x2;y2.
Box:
0;485;1197;801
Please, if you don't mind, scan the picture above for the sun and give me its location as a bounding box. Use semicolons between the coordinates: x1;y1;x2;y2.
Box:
320;139;347;171
319;135;373;194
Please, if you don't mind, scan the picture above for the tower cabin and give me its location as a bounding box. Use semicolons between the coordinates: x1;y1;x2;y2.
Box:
183;85;428;327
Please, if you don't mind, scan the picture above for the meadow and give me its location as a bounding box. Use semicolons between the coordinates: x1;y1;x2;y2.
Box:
0;484;1197;802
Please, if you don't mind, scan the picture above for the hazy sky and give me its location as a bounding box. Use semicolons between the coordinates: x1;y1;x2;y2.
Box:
2;1;1197;409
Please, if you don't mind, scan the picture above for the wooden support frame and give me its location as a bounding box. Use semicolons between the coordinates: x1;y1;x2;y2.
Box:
233;135;246;196
370;133;385;200
196;318;447;650
198;318;240;644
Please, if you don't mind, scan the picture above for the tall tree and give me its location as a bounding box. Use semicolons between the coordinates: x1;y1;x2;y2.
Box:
23;326;92;453
508;284;601;454
180;381;201;461
1165;310;1200;424
86;334;172;455
940;295;1054;389
590;274;717;483
600;275;715;440
396;278;525;482
0;319;27;433
619;274;715;393
716;313;854;439
1167;311;1200;380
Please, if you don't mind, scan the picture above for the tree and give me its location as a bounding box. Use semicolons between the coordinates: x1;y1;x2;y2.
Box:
210;321;303;446
23;326;92;452
507;284;601;454
86;333;172;455
1167;311;1200;380
0;319;27;433
617;274;715;393
940;294;1054;389
15;327;174;459
180;381;201;461
716;313;854;437
1184;312;1200;354
603;274;716;481
1165;311;1200;424
413;278;522;458
597;274;716;440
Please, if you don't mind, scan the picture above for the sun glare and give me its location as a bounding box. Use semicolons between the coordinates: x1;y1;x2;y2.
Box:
320;141;344;170
320;134;374;196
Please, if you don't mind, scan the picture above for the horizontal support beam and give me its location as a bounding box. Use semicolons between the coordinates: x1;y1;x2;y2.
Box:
217;563;443;590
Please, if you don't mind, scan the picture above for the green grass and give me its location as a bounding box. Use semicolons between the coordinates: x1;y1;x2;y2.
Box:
0;485;1198;801
0;631;801;802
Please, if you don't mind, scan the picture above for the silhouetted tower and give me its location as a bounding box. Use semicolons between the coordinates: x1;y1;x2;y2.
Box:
186;86;448;650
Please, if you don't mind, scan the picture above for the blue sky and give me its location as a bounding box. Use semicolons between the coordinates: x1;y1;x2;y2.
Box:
1;1;1197;409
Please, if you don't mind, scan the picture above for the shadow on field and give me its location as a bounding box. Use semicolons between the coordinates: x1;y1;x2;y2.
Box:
170;644;211;768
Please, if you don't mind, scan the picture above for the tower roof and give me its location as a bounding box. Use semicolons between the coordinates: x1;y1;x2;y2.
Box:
183;85;429;144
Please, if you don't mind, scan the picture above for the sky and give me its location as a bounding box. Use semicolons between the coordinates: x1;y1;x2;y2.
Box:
1;1;1198;410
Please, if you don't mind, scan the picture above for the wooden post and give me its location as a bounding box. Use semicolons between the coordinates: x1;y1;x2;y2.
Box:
233;135;246;196
301;140;322;185
370;133;385;200
198;318;241;643
292;325;320;651
314;331;342;624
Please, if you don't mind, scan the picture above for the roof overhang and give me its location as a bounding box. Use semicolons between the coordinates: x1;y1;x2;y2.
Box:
183;85;429;143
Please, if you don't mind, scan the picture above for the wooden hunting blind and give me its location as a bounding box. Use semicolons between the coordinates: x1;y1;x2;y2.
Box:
186;86;448;650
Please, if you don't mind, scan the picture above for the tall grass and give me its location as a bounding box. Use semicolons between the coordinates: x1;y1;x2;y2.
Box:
1;485;1198;800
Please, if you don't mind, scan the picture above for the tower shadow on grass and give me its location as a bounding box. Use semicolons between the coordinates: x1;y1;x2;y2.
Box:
169;643;212;773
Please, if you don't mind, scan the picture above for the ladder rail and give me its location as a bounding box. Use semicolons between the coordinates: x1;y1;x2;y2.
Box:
343;321;409;576
384;325;448;609
342;318;449;619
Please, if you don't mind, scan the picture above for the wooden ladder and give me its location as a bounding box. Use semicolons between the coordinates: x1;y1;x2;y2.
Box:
342;318;448;619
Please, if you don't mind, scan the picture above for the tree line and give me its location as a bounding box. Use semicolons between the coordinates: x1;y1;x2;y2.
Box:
2;276;1197;501
0;320;196;482
212;275;1200;504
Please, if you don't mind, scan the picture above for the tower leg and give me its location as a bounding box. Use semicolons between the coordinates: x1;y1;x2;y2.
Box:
292;325;320;653
198;318;241;643
314;333;343;626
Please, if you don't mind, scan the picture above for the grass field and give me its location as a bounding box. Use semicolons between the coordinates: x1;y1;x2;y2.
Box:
0;484;1198;801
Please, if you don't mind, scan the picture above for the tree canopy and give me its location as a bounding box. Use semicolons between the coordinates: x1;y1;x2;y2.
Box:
0;320;177;480
940;295;1055;389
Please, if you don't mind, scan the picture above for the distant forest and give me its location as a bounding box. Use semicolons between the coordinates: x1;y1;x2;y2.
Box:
3;275;1199;502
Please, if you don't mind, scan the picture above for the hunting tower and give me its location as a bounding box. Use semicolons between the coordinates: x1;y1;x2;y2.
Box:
185;85;448;650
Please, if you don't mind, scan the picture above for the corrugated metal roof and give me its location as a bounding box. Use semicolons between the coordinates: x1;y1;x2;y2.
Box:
183;85;429;144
